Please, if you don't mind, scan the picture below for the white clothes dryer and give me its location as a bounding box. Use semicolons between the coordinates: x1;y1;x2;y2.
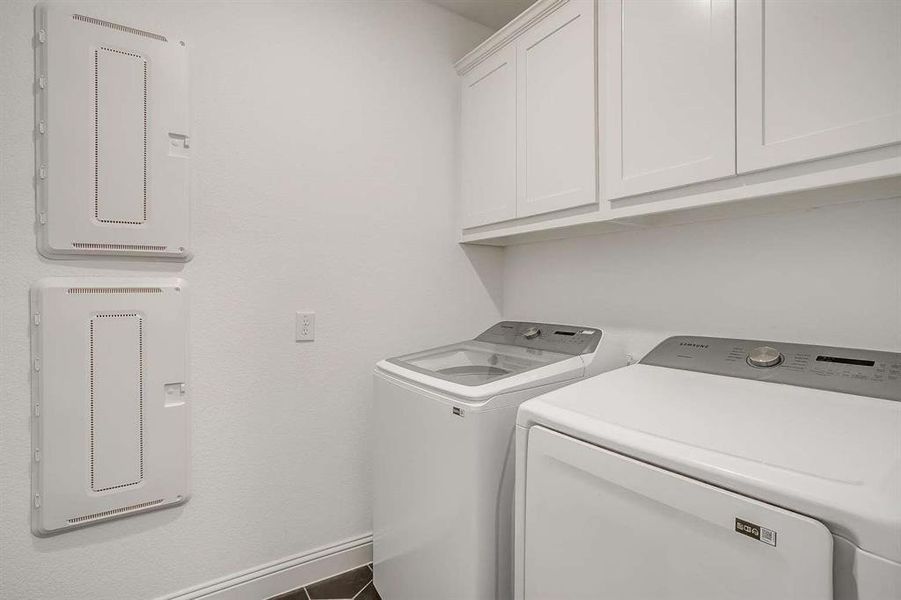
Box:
515;335;901;600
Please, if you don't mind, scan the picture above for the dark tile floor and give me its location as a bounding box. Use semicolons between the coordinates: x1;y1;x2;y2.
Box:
270;564;380;600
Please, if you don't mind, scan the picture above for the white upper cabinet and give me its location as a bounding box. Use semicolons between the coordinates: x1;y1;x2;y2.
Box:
737;0;901;173
458;0;598;228
461;45;518;228
604;0;736;199
457;0;901;245
517;0;596;218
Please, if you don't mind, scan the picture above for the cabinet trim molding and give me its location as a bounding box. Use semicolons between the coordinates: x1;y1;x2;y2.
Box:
461;148;901;245
454;0;569;76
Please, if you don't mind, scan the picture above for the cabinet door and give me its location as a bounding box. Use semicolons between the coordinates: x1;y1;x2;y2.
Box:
461;45;517;228
516;0;596;218
737;0;901;173
605;0;735;199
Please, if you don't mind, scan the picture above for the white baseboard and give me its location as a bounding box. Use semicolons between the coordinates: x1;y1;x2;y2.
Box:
157;534;373;600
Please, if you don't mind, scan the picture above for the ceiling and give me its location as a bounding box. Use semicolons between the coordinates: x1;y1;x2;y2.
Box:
429;0;535;30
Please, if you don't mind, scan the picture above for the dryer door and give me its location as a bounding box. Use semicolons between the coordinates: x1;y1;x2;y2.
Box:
522;426;833;600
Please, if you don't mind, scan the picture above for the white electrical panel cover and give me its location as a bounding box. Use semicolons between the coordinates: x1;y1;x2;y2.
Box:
35;3;191;260
31;278;190;535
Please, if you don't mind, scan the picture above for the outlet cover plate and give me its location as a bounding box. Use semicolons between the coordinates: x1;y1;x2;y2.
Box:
295;311;315;342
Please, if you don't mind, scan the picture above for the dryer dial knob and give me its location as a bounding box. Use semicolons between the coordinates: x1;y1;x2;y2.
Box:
748;346;783;368
523;327;541;340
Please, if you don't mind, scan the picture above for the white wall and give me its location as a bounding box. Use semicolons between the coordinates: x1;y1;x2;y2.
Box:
504;197;901;356
0;2;500;599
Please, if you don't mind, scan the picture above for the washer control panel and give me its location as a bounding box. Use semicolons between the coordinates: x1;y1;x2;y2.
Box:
642;336;901;402
475;321;602;355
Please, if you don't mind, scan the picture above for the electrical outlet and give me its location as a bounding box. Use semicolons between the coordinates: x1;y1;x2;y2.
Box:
295;311;315;342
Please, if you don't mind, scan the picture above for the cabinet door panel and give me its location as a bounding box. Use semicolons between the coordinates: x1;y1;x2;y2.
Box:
461;46;517;228
605;0;735;199
737;0;901;173
517;0;596;218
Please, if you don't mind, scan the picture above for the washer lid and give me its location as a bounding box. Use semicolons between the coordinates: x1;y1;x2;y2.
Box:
378;342;587;404
388;340;571;386
517;364;901;563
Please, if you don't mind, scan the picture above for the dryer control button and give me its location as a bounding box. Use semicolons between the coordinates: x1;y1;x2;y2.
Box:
748;346;783;368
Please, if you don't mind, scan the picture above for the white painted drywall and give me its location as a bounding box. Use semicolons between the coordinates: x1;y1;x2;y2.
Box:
504;197;901;356
0;2;500;598
429;0;534;30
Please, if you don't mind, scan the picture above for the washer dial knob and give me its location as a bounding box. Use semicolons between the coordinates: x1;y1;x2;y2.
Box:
522;326;541;340
748;346;783;368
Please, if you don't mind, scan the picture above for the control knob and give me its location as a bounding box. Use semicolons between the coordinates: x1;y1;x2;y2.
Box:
747;346;783;368
522;327;541;340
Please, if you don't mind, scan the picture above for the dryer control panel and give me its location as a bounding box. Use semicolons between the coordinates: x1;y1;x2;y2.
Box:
475;321;602;355
641;336;901;402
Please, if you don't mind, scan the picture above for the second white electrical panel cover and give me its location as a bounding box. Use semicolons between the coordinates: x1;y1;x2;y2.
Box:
31;278;190;535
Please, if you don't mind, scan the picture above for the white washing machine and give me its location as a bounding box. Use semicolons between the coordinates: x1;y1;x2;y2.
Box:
373;321;629;600
514;335;901;600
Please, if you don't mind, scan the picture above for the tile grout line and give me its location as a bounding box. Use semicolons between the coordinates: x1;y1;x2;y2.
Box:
304;564;375;600
284;563;376;600
350;578;372;600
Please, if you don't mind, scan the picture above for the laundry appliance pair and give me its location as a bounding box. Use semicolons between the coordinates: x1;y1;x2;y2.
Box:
374;323;901;600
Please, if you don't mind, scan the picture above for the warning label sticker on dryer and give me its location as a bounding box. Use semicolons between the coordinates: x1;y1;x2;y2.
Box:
735;518;777;547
